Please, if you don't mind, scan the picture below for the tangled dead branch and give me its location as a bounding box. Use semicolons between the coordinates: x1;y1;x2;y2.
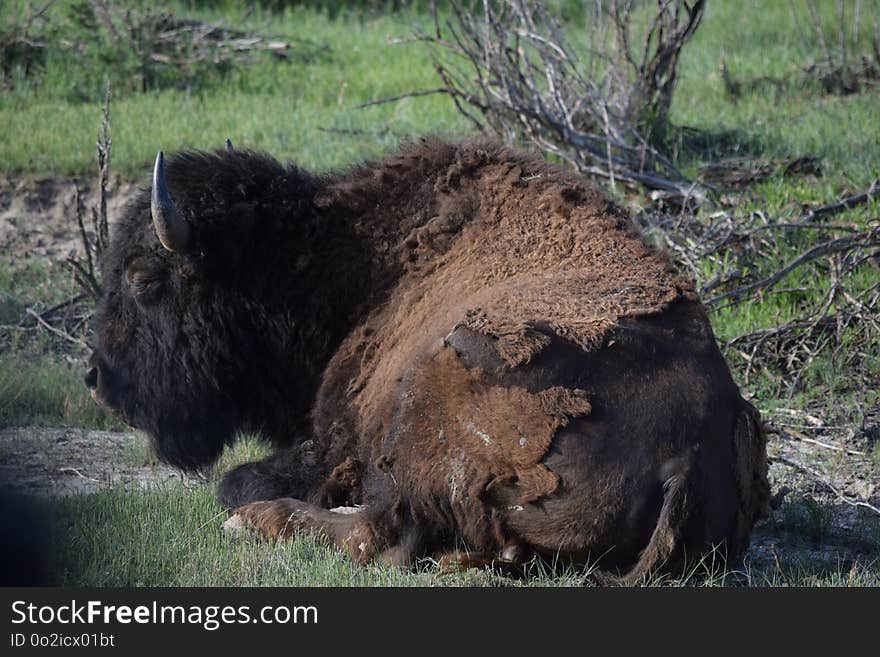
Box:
423;0;706;196
0;1;56;88
772;455;880;517
65;86;111;302
698;156;822;188
1;292;94;355
705;227;879;307
802;177;880;223
78;0;323;66
637;185;880;393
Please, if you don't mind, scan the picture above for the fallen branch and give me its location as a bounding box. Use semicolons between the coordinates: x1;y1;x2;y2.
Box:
774;455;880;517
57;467;103;485
57;2;328;93
699;155;821;188
640;202;880;393
706;226;880;307
766;423;866;457
25;308;90;350
354;88;448;109
0;324;34;333
802;178;880;223
34;294;86;321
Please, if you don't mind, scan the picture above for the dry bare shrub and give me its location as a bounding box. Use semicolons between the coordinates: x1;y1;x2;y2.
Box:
70;0;322;92
791;0;880;94
0;0;56;88
425;0;705;194
66;85;111;302
4;1;327;95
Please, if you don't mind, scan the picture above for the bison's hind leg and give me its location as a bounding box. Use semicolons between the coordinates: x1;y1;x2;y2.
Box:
223;499;403;566
218;464;288;509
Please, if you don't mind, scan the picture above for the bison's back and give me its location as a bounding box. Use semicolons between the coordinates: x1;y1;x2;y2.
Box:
342;157;696;440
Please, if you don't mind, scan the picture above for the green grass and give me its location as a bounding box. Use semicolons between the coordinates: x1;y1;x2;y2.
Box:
4;2;879;179
778;496;835;543
1;1;467;176
47;483;480;586
46;432;591;587
668;2;880;182
46;478;878;587
0;254;120;428
757;561;880;587
0;257;79;310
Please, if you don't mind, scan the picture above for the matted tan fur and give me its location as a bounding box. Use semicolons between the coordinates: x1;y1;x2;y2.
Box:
321;143;696;511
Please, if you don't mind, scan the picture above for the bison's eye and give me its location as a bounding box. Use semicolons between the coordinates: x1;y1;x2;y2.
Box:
125;259;165;304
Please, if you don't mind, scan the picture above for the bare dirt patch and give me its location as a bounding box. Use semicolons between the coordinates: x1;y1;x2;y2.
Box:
745;421;880;575
0;175;138;268
0;174;140;353
0;426;197;497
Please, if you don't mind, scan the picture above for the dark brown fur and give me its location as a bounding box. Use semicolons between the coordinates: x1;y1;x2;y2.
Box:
89;137;769;582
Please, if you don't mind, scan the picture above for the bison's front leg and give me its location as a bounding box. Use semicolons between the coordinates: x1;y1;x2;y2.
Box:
217;441;329;509
222;499;383;565
218;441;363;510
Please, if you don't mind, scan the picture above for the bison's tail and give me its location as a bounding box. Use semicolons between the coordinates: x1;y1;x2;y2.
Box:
606;445;699;586
598;405;771;587
731;403;771;555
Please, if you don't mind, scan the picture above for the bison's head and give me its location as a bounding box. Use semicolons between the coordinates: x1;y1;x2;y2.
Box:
86;148;319;470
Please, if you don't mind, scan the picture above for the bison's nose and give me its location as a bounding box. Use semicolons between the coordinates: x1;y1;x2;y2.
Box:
84;367;98;390
85;351;104;391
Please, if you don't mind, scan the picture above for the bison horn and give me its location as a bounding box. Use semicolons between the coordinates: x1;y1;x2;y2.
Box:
225;139;233;151
151;151;190;253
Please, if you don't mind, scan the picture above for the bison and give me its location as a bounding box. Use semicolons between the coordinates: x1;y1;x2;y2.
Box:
86;137;769;583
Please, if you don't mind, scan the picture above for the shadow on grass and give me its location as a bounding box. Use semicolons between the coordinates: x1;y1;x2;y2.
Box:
668;124;772;166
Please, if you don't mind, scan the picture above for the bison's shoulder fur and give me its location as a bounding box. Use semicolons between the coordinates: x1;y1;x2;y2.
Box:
93;137;769;581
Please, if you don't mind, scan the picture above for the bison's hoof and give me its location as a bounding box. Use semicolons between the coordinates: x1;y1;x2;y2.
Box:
329;505;367;515
221;512;253;536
